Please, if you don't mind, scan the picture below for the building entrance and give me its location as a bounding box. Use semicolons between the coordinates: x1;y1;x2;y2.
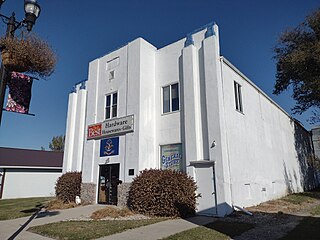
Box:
98;164;120;205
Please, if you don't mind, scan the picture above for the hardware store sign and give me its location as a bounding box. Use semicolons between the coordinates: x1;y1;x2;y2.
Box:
87;115;134;140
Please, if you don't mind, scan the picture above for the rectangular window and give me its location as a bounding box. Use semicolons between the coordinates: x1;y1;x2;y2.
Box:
105;92;118;119
162;83;179;114
234;81;243;112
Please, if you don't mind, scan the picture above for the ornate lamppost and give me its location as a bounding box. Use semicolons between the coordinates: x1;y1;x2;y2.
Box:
0;0;41;126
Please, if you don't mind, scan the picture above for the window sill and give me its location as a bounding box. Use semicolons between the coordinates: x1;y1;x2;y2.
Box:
235;109;244;115
161;110;180;116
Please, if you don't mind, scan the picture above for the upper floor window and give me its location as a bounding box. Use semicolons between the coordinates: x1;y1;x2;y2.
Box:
162;83;179;114
234;81;243;113
109;70;115;80
106;92;118;119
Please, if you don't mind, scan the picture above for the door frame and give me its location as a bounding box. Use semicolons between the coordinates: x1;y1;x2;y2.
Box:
189;160;217;216
97;163;120;204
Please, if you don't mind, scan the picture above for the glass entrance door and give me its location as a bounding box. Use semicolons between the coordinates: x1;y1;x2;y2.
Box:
98;164;120;205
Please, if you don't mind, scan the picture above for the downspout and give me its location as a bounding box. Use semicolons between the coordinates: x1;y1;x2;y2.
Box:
123;43;130;183
0;169;5;199
213;161;218;215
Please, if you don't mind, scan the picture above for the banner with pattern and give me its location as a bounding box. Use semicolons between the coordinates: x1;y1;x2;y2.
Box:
6;71;33;114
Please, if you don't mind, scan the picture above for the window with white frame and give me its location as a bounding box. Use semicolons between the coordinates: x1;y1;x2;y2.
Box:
234;81;243;112
105;92;118;119
162;83;179;114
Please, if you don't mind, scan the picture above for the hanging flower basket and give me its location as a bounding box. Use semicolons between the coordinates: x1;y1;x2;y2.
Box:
0;34;56;78
1;50;29;72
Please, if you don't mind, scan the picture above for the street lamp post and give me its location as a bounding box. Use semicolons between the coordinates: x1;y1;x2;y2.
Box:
0;0;41;126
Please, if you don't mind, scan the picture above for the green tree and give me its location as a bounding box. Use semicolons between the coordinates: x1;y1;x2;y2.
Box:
273;8;320;122
49;135;65;152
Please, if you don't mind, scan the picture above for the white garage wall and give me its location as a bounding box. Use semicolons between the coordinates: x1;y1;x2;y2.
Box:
2;169;61;199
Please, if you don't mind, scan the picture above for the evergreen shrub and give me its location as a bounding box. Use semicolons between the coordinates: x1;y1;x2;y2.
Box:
128;169;197;218
55;172;82;203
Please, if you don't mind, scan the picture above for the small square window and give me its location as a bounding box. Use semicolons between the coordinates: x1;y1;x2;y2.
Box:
109;70;115;80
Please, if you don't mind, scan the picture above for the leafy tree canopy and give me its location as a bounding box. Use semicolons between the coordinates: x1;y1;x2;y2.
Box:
49;135;65;152
274;8;320;121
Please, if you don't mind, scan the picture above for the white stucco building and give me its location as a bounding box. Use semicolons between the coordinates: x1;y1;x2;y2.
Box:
63;23;319;216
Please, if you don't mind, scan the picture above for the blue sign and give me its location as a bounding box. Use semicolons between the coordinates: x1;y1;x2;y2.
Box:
100;137;119;157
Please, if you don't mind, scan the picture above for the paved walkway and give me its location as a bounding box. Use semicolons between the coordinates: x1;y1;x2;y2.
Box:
98;216;214;240
0;205;216;240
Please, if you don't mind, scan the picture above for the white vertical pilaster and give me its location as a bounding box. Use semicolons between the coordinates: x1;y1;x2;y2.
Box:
202;24;233;216
62;91;77;173
182;44;204;166
82;59;99;183
76;88;87;171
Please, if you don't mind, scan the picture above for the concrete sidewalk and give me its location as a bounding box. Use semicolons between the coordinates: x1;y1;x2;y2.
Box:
0;205;216;240
97;216;215;240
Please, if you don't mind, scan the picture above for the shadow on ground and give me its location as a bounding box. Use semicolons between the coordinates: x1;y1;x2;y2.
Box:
36;210;60;219
182;210;320;240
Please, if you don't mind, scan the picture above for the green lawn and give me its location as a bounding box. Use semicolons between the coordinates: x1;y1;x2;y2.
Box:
282;193;314;205
0;197;53;220
163;221;255;240
310;205;320;216
280;217;320;240
28;219;165;240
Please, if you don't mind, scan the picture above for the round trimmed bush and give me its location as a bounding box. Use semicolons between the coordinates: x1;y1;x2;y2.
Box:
55;172;82;203
128;169;197;218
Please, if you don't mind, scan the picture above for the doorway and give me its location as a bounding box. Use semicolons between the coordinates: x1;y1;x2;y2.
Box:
190;161;217;216
98;164;120;205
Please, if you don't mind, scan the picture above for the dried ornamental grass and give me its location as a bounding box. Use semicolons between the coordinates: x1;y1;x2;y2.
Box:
0;34;56;77
46;199;77;210
91;206;134;220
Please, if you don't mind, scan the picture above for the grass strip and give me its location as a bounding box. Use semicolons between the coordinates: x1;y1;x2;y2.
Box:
163;220;254;240
281;193;314;205
28;219;164;240
0;197;53;220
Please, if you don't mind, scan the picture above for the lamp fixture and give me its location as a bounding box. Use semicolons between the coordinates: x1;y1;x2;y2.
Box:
24;0;41;31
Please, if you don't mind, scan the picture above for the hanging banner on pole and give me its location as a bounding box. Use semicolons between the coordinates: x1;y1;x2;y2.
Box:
5;71;33;114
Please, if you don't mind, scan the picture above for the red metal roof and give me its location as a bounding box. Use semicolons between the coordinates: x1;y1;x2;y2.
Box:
0;147;63;168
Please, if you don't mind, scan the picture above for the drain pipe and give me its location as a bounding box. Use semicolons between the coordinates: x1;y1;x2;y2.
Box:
233;205;253;216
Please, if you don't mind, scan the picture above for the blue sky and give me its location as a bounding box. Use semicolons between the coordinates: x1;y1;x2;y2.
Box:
0;0;319;150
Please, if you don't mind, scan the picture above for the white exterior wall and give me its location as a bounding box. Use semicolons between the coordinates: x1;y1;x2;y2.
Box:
220;59;312;208
155;28;234;215
82;38;157;187
2;169;61;199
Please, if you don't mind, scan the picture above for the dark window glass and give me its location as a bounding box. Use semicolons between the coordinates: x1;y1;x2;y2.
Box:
163;86;170;113
106;107;111;119
106;95;111;107
113;93;117;105
234;82;239;111
171;83;179;111
112;93;117;118
234;81;243;113
238;84;243;112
